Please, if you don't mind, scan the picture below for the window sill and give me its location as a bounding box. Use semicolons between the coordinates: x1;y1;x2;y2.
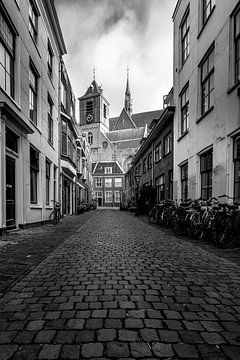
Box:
0;88;21;111
48;140;55;149
30;205;42;209
197;5;216;40
30;119;41;134
178;130;189;142
227;81;240;95
196;106;214;124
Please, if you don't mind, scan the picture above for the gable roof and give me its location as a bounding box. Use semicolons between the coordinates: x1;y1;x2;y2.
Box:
78;80;103;100
92;161;124;174
112;108;136;131
109;109;163;131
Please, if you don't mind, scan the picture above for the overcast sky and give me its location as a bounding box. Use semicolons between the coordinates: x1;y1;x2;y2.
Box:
55;0;176;118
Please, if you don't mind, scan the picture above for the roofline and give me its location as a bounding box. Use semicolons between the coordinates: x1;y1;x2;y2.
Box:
43;0;67;55
132;106;175;166
172;0;183;20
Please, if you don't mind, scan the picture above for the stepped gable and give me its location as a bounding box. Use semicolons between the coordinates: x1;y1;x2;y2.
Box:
92;162;124;174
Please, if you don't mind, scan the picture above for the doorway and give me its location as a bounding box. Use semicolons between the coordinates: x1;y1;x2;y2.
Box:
6;156;16;228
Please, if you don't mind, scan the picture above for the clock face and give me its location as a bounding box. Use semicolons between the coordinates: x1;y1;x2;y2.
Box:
86;114;93;123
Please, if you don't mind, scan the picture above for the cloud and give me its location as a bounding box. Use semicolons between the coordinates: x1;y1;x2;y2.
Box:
55;0;176;118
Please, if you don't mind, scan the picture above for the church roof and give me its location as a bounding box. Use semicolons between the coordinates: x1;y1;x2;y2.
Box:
109;109;163;131
106;128;144;142
78;80;103;100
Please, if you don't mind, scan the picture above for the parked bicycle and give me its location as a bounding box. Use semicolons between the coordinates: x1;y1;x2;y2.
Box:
49;200;61;224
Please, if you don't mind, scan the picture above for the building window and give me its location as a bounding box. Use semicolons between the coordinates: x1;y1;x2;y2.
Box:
0;12;15;98
29;62;38;125
180;162;188;201
86;100;93;116
143;158;147;173
61;119;67;155
105;191;112;203
234;137;240;201
180;84;189;134
202;0;214;27
105;178;112;187
88;132;93;145
115;178;122;187
200;149;212;200
155;143;162;162
156;175;165;201
29;0;38;42
200;44;214;115
48;95;53;144
234;6;240;84
115;190;120;203
6;128;18;153
147;152;152;170
105;167;112;174
181;7;190;66
164;132;172;156
61;79;67;111
46;159;51;205
30;145;39;204
96;177;102;187
103;103;107;118
47;40;53;78
53;165;57;203
169;170;173;199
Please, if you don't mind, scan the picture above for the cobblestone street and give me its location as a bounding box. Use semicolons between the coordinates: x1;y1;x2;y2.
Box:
0;210;240;360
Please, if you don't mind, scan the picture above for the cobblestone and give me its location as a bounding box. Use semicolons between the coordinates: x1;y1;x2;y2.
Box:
0;210;240;359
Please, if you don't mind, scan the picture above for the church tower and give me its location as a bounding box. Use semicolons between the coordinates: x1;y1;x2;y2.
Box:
124;68;132;116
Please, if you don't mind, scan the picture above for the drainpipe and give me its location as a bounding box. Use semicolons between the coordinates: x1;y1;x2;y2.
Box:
58;58;62;212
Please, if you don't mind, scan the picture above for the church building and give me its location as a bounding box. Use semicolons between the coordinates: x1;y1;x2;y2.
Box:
78;74;162;207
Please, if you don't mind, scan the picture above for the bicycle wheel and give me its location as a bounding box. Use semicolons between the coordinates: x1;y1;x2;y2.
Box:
49;210;55;222
189;212;203;239
53;210;60;225
161;208;173;228
172;213;181;235
212;213;233;247
149;207;158;224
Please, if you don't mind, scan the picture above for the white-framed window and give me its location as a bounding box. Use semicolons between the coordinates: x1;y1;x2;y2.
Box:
46;159;51;205
47;94;53;144
29;0;38;43
105;167;112;174
95;191;102;198
115;190;120;203
96;177;102;187
180;83;189;135
164;132;172;156
0;11;15;98
105;191;112;203
30;145;39;204
105;178;112;187
156;174;165;201
180;6;190;66
115;178;122;187
200;44;214;115
29;61;38;125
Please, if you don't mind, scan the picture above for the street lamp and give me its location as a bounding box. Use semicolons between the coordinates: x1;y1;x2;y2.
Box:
134;172;142;216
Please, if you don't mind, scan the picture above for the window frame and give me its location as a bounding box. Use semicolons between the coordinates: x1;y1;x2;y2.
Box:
202;0;214;26
45;159;51;206
96;177;102;187
200;44;214;116
115;178;122;188
105;178;112;188
180;83;189;135
234;6;240;84
29;0;38;43
0;10;15;98
29;61;38;125
30;145;39;204
155;174;165;201
105;167;112;174
115;190;120;203
200;149;213;200
164;132;172;156
88;132;93;145
147;152;152;170
180;162;188;201
180;6;190;66
105;190;113;203
47;94;53;144
47;40;54;78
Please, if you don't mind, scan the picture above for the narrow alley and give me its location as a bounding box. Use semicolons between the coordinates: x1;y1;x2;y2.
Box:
0;210;240;359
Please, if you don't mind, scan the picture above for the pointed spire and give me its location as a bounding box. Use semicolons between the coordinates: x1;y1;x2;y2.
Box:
124;66;132;116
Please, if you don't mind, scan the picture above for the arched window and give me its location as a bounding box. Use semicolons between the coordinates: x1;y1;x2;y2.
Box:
88;132;93;145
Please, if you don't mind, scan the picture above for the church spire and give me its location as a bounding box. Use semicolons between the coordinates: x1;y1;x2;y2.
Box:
124;67;132;116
